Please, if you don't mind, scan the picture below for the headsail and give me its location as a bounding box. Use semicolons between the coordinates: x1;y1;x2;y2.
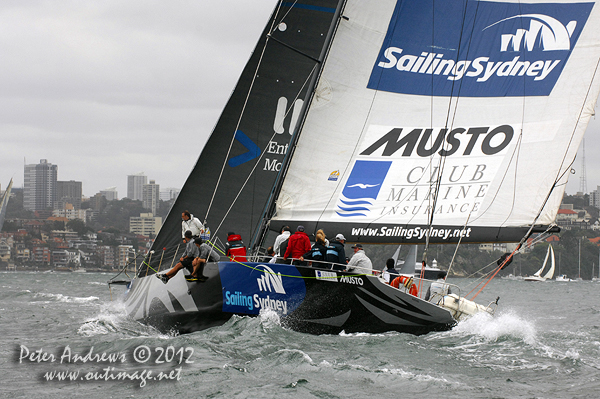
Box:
143;1;346;271
269;0;600;245
397;245;417;275
0;179;13;232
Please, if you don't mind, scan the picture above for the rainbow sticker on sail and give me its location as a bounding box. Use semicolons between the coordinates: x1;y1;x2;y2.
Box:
336;160;391;217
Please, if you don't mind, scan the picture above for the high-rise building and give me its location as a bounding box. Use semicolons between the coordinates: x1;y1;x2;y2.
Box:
56;180;82;210
160;187;181;201
99;187;118;201
127;173;147;201
24;159;58;212
129;213;162;237
143;180;160;215
590;186;600;209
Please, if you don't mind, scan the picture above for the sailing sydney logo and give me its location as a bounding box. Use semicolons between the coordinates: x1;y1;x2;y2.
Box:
256;265;286;294
368;0;593;97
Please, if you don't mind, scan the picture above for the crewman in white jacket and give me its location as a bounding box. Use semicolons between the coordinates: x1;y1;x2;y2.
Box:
347;244;373;274
181;210;205;238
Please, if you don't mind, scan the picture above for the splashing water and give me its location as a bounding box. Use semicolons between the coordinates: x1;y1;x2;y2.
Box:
453;309;537;345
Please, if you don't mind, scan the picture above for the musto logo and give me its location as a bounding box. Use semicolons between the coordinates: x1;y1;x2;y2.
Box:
367;0;593;97
335;123;517;221
219;263;306;316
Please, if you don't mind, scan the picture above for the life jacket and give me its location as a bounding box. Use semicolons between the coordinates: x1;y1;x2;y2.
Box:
324;245;340;263
305;246;326;262
391;275;418;297
226;234;247;262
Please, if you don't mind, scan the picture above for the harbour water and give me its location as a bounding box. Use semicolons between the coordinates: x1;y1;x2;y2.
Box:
1;271;599;398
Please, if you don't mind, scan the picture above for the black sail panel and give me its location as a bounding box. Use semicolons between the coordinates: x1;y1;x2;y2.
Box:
144;1;344;274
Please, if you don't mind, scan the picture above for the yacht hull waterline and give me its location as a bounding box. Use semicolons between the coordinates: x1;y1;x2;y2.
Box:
124;262;456;335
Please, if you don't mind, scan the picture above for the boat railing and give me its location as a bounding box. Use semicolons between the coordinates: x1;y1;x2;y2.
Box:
242;255;349;271
228;255;465;300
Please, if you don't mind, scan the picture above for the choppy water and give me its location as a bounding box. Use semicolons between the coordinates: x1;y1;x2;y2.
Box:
1;271;599;398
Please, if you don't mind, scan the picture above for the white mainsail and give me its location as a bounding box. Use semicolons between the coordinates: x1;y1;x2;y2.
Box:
272;0;600;244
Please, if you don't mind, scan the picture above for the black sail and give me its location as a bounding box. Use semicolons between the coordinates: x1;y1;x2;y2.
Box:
142;1;345;274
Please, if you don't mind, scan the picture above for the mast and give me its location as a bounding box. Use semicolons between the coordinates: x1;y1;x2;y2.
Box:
251;0;348;252
579;237;582;279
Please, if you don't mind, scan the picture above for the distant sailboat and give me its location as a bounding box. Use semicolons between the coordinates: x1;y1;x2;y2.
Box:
0;179;13;232
524;245;555;282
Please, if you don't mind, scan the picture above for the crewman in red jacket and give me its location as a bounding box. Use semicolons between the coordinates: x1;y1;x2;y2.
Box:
283;225;311;265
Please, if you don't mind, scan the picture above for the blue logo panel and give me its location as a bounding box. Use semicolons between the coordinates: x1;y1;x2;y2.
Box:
219;262;306;316
336;160;391;217
367;0;593;97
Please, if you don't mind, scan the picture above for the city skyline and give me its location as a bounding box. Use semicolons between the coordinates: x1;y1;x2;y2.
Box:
0;1;598;198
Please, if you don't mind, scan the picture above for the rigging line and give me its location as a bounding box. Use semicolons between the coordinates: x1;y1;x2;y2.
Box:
425;0;437;259
417;1;481;267
330;5;443;236
469;223;556;299
490;7;600;236
212;64;320;238
554;48;600;186
466;134;523;226
481;0;527;230
461;227;555;287
446;214;470;276
203;1;286;225
425;0;481;250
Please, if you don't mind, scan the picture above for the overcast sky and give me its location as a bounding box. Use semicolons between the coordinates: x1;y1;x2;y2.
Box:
0;0;598;198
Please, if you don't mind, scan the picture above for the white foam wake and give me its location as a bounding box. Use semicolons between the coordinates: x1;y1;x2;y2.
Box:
34;292;100;303
453;309;537;345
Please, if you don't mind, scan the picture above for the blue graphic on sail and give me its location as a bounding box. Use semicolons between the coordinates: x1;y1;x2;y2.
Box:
336;161;391;217
228;130;261;167
367;0;593;97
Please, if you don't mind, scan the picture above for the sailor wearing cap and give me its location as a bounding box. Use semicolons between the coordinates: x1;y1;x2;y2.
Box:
347;243;372;274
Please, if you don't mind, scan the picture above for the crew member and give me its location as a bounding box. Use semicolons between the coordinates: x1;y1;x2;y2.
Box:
347;244;372;274
424;271;452;303
189;238;221;282
382;258;399;283
181;210;204;238
157;230;198;284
